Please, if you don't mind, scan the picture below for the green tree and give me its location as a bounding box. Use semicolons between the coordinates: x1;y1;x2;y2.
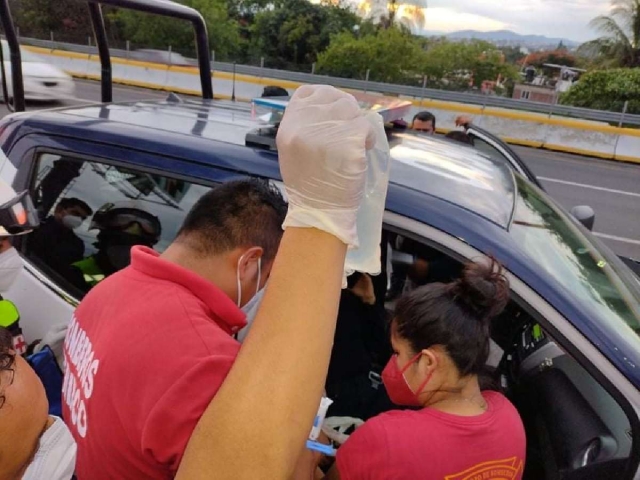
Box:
110;0;240;60
248;0;360;69
316;27;425;83
501;45;525;65
421;40;518;90
9;0;93;43
578;0;640;67
560;68;640;113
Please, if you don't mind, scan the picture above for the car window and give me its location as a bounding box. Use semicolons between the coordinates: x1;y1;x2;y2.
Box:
510;175;640;347
25;152;210;294
470;135;512;164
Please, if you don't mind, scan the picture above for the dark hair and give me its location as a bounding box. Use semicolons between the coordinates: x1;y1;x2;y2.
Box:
412;111;436;129
445;130;474;146
394;258;509;377
262;86;289;98
0;327;15;410
56;197;93;215
177;178;287;262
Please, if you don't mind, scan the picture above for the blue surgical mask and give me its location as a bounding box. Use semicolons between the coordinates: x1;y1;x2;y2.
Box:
237;286;266;343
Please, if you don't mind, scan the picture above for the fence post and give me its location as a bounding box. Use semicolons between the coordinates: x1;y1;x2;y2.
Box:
260;56;265;81
168;45;172;66
231;62;237;102
88;36;92;47
619;100;629;128
311;62;316;75
210;50;215;78
419;75;427;107
364;69;370;94
15;27;19;39
126;40;130;59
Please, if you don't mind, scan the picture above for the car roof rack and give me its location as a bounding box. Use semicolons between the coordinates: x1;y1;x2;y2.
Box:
0;0;213;112
246;94;413;150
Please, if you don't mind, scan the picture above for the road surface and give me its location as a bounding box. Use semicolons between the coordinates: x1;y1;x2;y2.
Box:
2;79;639;260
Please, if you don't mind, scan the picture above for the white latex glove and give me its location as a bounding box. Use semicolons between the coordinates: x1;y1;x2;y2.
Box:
277;85;376;247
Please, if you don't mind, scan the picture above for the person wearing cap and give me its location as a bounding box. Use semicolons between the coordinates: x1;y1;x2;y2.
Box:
29;197;93;272
68;203;162;291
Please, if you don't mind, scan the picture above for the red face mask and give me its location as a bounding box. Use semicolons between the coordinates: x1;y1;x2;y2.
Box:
382;352;433;407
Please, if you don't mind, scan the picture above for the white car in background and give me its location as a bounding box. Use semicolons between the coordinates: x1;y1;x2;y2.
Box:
1;40;75;101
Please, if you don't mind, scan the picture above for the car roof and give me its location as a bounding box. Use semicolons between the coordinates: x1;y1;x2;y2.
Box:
16;98;516;228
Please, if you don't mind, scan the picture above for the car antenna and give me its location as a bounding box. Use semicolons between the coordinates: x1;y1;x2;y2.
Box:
0;0;26;112
87;0;214;103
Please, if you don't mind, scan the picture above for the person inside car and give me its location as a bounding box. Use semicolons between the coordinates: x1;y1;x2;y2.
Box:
62;178;288;479
29;197;93;270
326;272;394;421
315;259;526;479
65;203;162;291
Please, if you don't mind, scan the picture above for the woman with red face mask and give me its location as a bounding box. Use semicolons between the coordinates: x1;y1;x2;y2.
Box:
314;258;526;480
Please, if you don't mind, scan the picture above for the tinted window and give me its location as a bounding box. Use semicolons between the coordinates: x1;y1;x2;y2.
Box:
26;153;210;294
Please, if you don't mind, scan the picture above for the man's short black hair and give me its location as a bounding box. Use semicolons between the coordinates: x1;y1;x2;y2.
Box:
177;178;287;261
55;197;93;215
412;111;436;129
445;130;474;146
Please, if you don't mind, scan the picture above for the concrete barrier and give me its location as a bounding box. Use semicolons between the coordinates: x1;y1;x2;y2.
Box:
24;45;640;164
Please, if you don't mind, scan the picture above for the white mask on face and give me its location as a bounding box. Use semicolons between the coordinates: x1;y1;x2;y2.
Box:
236;252;262;308
0;246;23;293
238;285;266;343
61;215;83;230
21;416;77;480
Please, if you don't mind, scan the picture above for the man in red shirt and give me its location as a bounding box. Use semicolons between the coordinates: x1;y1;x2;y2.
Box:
62;179;287;479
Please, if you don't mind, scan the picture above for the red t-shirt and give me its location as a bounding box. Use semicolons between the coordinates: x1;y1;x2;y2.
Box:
62;246;246;479
336;391;526;480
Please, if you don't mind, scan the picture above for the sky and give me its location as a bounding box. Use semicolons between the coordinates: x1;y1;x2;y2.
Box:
421;0;612;42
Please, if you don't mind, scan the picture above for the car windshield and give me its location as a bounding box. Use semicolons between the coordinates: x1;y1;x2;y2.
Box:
510;175;640;347
1;42;43;63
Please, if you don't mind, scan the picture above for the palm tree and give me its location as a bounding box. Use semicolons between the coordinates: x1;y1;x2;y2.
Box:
580;0;640;67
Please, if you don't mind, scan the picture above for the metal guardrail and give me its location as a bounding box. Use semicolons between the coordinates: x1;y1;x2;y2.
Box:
21;36;640;127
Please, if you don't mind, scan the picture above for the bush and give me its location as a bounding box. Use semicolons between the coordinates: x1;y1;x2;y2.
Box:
561;68;640;113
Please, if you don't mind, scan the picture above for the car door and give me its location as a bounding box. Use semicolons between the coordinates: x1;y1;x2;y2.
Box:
465;125;544;190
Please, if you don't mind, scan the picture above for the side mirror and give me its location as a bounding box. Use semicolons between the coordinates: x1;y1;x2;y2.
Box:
571;206;595;231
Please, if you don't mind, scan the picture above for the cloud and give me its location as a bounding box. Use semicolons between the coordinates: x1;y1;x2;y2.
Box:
423;7;510;33
425;0;612;42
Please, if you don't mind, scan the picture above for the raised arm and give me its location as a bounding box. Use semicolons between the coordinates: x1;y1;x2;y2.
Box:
176;85;378;480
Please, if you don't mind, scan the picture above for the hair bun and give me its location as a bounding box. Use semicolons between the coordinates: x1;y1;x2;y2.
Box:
452;257;509;322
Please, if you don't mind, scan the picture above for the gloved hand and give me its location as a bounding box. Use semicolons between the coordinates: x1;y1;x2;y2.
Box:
277;85;377;247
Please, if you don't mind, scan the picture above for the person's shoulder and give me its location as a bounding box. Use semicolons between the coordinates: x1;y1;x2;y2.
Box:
484;391;523;424
362;409;428;435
